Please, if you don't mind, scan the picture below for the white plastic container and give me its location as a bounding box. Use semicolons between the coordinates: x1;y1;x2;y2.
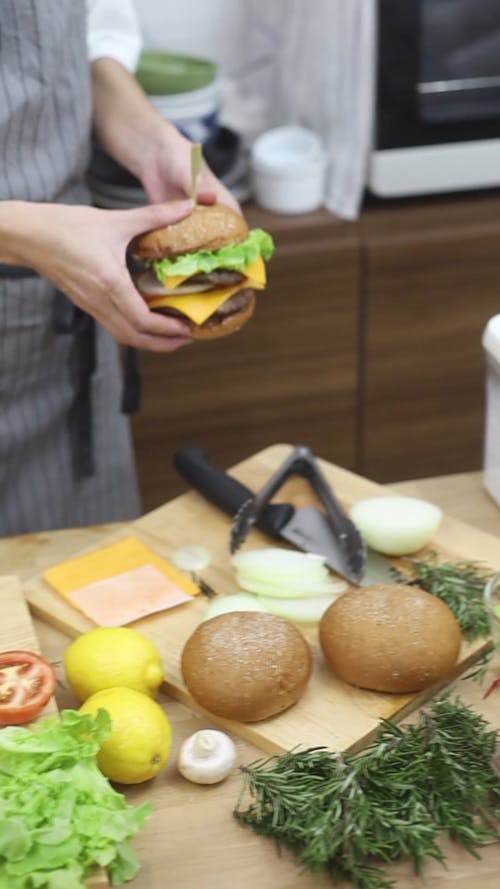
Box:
149;82;220;145
250;126;326;214
482;314;500;506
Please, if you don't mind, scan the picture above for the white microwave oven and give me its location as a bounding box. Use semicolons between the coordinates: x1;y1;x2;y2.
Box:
368;0;500;198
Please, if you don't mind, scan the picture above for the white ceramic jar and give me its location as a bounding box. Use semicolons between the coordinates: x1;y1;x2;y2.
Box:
482;314;500;507
250;126;326;214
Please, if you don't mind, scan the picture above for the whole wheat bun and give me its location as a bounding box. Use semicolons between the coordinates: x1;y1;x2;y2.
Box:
132;204;249;260
319;584;461;694
181;611;312;722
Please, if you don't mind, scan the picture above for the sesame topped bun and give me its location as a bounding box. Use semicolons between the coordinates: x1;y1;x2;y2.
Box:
319;584;461;694
132;205;249;259
181;611;312;722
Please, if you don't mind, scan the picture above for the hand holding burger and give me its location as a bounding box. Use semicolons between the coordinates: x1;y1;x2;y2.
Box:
130;204;274;341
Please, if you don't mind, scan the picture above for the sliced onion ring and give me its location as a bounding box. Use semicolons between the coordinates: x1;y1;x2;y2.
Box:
231;548;329;585
256;592;342;624
137;271;213;296
236;575;347;599
231;547;347;604
171;545;212;572
202;593;268;621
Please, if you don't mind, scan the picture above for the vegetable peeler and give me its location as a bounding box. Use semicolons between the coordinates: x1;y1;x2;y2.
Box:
174;445;394;586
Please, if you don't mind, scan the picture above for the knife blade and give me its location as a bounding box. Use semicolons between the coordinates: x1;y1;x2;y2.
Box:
229;444;366;582
174;447;394;586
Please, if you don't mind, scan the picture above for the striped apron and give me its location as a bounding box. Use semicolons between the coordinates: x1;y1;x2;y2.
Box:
0;0;141;535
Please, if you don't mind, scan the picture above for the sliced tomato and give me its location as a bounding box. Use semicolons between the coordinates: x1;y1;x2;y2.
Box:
0;650;57;726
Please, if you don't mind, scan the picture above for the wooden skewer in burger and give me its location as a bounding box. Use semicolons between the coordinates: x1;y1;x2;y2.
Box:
130;203;274;341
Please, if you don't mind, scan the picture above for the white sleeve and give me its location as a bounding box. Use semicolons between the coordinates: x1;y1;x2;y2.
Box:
86;0;143;72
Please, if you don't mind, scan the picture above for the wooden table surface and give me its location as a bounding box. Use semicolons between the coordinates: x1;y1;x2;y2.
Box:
2;469;500;889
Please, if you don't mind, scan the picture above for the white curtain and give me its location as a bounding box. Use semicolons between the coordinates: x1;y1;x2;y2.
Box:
238;0;376;219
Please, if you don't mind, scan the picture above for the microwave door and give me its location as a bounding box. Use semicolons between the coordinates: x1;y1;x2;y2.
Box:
419;8;500;125
369;0;500;198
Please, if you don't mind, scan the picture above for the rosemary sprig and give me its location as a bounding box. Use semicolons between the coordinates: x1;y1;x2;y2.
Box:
462;649;494;685
234;697;500;889
391;555;493;640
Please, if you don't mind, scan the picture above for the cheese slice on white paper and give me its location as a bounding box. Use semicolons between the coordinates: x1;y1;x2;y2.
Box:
67;564;193;626
43;536;199;625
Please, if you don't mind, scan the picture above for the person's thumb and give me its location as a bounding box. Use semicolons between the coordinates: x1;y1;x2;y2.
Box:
120;199;193;240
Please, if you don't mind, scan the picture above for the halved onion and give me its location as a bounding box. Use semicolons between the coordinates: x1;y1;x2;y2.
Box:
201;593;268;621
256;592;342;624
350;496;443;556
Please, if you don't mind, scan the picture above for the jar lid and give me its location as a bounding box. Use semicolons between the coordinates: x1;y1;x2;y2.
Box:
483;315;500;362
251;126;324;175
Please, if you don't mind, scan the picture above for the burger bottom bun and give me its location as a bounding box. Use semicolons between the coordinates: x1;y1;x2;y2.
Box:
141;289;256;341
319;584;462;694
189;289;256;341
181;611;312;722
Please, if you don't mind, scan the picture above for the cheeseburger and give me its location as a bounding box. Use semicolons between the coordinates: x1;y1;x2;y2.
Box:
131;204;274;340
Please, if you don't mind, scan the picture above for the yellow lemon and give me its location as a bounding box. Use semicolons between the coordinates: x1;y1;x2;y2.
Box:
80;686;172;784
63;627;164;702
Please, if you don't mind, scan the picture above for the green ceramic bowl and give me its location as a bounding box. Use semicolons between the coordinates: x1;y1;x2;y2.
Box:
136;52;217;95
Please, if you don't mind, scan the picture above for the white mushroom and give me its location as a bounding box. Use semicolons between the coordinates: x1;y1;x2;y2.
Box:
177;729;237;784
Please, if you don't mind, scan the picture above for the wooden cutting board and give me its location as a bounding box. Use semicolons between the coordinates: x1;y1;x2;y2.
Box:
0;575;108;889
24;444;498;756
0;575;58;720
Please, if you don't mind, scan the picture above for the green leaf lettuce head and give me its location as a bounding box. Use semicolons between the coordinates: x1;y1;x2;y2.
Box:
151;228;275;282
0;709;151;889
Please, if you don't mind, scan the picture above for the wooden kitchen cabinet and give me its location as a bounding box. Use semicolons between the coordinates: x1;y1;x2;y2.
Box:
131;207;360;512
358;192;500;483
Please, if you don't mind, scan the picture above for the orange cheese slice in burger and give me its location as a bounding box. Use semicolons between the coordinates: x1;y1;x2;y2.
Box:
145;256;267;325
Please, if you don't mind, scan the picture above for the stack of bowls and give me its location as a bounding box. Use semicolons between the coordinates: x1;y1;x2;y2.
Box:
136;51;244;194
136;52;220;148
87;52;246;209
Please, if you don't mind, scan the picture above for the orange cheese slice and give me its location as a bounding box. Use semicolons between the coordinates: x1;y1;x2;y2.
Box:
147;256;267;324
160;273;190;289
242;255;267;287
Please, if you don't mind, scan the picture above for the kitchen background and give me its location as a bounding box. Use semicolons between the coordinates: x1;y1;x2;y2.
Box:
114;0;500;514
118;0;374;219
